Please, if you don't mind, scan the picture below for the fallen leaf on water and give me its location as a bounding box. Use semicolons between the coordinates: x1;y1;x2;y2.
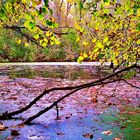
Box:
65;116;70;119
113;138;121;140
134;128;140;131
101;130;112;135
91;98;98;103
57;132;65;135
0;124;8;131
127;111;139;115
98;138;103;140
8;96;18;100
11;130;20;136
126;120;132;123
82;133;93;139
5;136;14;140
17;123;25;128
120;125;127;129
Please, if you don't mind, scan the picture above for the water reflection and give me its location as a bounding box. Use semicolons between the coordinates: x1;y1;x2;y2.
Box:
0;65;105;80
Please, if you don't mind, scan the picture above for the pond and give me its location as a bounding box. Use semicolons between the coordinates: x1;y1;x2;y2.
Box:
0;64;140;140
0;65;106;80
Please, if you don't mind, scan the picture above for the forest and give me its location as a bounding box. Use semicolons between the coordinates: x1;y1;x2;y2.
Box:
0;0;140;139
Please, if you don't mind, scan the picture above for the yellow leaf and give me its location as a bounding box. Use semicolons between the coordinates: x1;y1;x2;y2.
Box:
92;38;97;43
34;34;39;40
42;42;47;47
16;39;21;44
44;38;48;43
24;21;29;27
96;41;103;48
54;38;60;45
67;0;73;3
46;31;52;37
50;42;55;45
25;42;29;47
76;37;80;42
74;23;81;30
50;36;55;40
22;0;26;3
83;52;88;58
95;22;100;30
103;37;108;43
136;39;140;44
40;40;43;45
77;56;84;63
82;41;89;46
113;59;118;65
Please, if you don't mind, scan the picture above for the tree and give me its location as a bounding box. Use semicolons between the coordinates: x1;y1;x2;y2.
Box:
76;0;140;66
0;0;60;48
0;0;139;124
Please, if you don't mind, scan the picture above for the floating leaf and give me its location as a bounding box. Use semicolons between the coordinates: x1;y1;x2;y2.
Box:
0;124;8;131
11;130;20;136
82;133;93;139
57;132;65;135
101;130;112;135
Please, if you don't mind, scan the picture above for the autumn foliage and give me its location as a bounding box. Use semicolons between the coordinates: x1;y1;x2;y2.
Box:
0;0;139;64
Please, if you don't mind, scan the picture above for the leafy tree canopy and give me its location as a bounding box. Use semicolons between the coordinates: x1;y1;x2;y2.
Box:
0;0;140;66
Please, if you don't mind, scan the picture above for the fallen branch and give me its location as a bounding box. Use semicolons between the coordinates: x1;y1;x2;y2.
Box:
24;78;120;124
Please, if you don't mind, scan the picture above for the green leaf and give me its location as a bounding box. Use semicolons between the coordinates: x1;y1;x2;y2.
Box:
103;0;110;3
53;23;58;28
46;20;53;26
79;1;83;10
123;70;136;79
44;0;49;7
29;22;35;30
42;7;47;13
136;23;140;31
0;9;6;20
49;9;53;15
38;14;44;20
98;53;104;59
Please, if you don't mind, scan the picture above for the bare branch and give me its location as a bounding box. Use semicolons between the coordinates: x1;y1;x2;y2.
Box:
4;25;41;47
122;79;140;89
24;78;121;124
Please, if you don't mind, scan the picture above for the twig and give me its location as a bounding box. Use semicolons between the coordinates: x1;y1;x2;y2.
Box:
122;79;140;89
55;104;59;120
